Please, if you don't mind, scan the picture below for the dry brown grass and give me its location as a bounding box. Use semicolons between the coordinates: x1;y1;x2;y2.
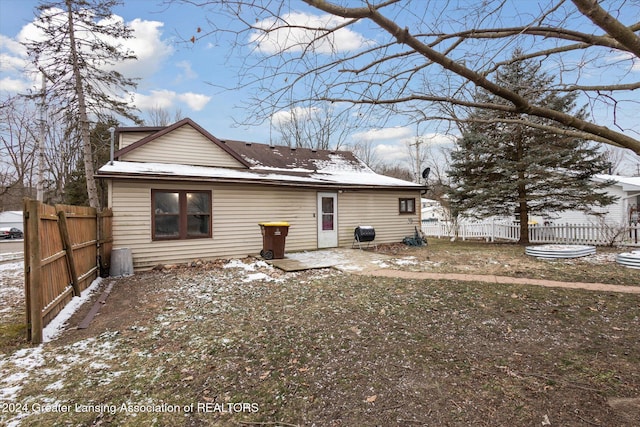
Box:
375;238;639;285
1;241;639;426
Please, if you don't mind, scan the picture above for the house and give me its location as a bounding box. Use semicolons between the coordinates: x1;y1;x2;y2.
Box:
429;174;640;228
529;174;640;225
421;198;447;222
96;118;424;270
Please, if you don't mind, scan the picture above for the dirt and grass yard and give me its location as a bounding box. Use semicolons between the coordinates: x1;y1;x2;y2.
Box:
1;239;639;426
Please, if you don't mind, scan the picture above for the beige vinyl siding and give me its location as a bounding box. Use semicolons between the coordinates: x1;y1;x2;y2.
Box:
110;180;422;270
338;190;421;246
119;125;245;168
213;187;317;255
111;180;319;270
119;132;156;150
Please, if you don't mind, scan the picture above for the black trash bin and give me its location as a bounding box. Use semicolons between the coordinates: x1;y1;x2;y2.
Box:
258;222;290;259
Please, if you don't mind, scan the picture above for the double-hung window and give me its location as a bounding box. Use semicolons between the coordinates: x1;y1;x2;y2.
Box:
152;190;211;240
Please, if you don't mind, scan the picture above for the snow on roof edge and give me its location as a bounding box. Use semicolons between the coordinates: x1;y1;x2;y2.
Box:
97;161;423;188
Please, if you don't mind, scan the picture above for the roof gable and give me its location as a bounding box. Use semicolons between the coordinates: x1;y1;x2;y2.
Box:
115;118;250;168
101;119;422;189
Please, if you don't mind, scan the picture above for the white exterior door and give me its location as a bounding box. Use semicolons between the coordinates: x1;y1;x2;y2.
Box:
317;192;338;248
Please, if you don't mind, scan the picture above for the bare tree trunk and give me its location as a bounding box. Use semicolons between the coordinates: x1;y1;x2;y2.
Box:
516;137;529;244
517;182;530;245
66;0;100;209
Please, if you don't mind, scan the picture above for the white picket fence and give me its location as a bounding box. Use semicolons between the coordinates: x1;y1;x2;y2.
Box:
421;220;640;246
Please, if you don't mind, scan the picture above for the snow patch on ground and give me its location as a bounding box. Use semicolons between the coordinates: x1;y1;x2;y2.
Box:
0;261;24;298
393;256;418;265
43;278;103;343
223;259;267;271
243;272;273;282
223;258;281;282
0;347;44;400
0;260;23;272
0;245;633;424
372;260;391;268
0;275;104;409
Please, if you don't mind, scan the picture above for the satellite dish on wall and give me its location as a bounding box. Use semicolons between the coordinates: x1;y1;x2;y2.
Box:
421;167;431;179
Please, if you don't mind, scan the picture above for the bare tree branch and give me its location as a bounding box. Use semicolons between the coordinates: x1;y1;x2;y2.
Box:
571;0;640;57
177;0;640;154
304;0;640;153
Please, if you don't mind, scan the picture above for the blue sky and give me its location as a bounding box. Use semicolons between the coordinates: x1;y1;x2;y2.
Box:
0;0;277;142
1;0;639;172
0;0;441;168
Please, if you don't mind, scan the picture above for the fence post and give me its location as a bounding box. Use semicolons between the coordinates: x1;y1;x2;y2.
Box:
98;208;113;276
57;210;80;297
25;199;43;344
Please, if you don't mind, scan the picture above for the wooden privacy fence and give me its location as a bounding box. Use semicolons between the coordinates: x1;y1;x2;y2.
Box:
422;220;640;246
23;199;113;344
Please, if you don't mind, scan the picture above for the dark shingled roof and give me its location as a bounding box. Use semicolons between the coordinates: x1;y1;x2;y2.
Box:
220;139;370;173
102;118;422;189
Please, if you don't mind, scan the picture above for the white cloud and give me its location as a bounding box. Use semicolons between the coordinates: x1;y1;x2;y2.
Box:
177;92;211;111
416;132;457;146
16;9;53;45
0;34;25;54
0;30;30;89
352;129;456;168
6;10;174;90
0;35;27;70
0;76;31;93
130;89;176;110
352;126;456;148
352;126;413;142
175;60;197;80
117;18;174;79
271;106;320;126
249;12;374;54
373;143;409;164
130;89;211;112
609;51;640;72
0;52;27;73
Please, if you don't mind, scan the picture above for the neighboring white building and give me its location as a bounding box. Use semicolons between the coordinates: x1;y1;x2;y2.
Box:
421;198;447;222
448;175;640;226
0;211;23;230
530;175;640;225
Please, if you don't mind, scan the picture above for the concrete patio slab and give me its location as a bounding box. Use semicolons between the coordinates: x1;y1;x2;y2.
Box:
263;247;394;272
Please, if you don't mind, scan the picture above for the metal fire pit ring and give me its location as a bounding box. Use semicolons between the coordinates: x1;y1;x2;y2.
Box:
525;244;596;259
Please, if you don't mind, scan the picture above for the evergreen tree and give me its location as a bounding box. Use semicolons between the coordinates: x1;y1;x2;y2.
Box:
63;120;114;206
447;50;616;244
24;0;139;208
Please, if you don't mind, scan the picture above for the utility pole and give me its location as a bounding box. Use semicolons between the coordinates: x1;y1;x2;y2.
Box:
409;122;424;183
36;72;46;202
409;131;424;184
410;136;422;183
